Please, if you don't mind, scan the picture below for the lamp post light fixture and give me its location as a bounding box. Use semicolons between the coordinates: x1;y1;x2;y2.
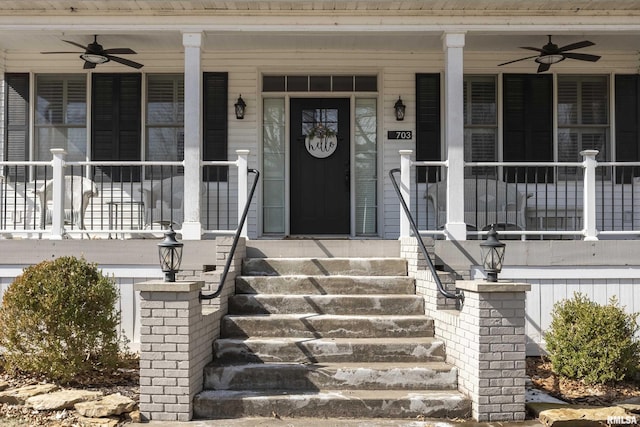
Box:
394;96;406;121
234;95;246;119
158;226;183;282
480;224;506;282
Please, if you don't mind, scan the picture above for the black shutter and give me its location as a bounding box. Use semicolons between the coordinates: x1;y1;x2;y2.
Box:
503;74;553;183
91;74;141;181
203;72;228;182
615;75;640;183
4;73;29;181
415;74;441;182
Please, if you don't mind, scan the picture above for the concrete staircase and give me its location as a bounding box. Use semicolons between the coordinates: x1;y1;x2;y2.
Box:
193;257;471;420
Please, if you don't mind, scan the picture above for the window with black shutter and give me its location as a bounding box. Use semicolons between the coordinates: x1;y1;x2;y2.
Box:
615;75;640;183
503;74;553;183
4;73;29;181
203;72;228;182
91;73;141;182
415;73;441;182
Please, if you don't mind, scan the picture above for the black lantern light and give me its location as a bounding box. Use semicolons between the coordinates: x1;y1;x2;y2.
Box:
234;95;246;120
394;96;406;121
158;226;183;282
480;224;506;282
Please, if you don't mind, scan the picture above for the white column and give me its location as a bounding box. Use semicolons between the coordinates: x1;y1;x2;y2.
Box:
581;150;599;241
50;149;66;240
443;32;467;241
181;32;203;240
236;150;249;238
399;150;413;238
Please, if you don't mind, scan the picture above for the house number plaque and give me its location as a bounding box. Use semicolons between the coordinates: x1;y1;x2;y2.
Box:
387;131;413;140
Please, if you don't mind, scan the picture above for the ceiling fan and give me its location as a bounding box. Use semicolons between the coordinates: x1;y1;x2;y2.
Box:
41;35;143;70
498;35;601;73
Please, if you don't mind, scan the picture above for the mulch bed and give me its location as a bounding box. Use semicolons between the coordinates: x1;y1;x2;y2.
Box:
527;356;640;406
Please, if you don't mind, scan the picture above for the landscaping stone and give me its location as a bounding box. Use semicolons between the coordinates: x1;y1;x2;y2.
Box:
616;396;640;414
76;415;120;427
528;403;630;427
74;393;136;418
25;389;103;410
0;381;9;392
0;384;59;405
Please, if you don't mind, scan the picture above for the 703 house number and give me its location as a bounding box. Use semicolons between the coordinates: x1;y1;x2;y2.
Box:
387;131;413;140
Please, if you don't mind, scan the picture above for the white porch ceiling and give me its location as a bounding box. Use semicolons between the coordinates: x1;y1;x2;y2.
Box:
0;1;637;54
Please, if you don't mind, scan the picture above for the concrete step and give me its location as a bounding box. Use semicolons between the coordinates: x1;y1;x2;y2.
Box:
221;314;435;339
213;337;446;364
242;258;407;277
203;362;457;391
193;389;471;419
228;294;424;315
235;275;415;295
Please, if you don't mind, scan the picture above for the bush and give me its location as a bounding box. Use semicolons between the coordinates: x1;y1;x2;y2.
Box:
0;256;121;382
545;293;640;384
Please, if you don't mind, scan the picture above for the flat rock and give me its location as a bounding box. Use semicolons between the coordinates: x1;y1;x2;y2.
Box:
76;415;120;427
0;383;59;405
536;405;631;427
0;381;9;392
26;389;103;410
74;393;136;417
616;396;640;413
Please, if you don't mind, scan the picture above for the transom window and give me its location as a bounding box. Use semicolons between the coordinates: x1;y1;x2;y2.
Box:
263;75;377;92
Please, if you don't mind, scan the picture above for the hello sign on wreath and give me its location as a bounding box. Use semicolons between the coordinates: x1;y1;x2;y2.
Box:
305;123;337;159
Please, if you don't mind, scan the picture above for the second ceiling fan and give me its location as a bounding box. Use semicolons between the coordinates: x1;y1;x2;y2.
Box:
498;35;601;73
41;35;143;70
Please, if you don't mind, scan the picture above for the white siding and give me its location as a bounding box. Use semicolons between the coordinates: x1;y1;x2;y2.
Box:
2;48;639;238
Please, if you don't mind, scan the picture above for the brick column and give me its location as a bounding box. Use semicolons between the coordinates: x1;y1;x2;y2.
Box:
454;280;530;421
135;280;212;422
400;237;530;422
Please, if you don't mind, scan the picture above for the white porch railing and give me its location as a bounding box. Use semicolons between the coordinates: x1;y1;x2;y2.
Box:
401;150;640;241
0;149;251;240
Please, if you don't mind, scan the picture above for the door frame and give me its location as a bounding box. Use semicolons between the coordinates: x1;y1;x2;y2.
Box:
259;93;381;238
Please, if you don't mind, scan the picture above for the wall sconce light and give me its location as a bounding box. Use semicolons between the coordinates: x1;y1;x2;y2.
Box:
158;226;183;282
394;96;406;121
480;224;506;282
235;95;246;120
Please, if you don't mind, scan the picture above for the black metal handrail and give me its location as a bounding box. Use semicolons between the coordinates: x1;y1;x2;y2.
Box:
200;168;260;301
389;168;464;304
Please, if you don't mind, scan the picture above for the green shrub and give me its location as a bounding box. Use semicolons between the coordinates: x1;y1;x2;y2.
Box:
0;256;121;382
545;293;640;384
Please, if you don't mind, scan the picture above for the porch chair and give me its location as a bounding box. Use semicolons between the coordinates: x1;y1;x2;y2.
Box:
36;176;99;231
140;176;206;229
425;178;530;232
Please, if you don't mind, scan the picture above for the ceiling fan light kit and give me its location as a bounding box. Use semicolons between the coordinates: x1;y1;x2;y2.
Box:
498;35;600;72
41;35;143;69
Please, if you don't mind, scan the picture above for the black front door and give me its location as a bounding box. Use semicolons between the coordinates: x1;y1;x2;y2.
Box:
290;98;350;235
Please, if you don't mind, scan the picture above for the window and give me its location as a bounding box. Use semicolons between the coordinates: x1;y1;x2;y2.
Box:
146;74;184;178
262;75;377;92
35;75;87;163
557;76;609;168
464;76;497;177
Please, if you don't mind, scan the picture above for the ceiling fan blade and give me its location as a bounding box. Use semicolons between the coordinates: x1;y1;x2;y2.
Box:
498;55;539;66
520;46;546;53
562;52;601;62
103;48;136;55
63;40;90;51
537;63;551;73
83;61;97;70
558;40;595;52
106;55;144;69
41;51;81;54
